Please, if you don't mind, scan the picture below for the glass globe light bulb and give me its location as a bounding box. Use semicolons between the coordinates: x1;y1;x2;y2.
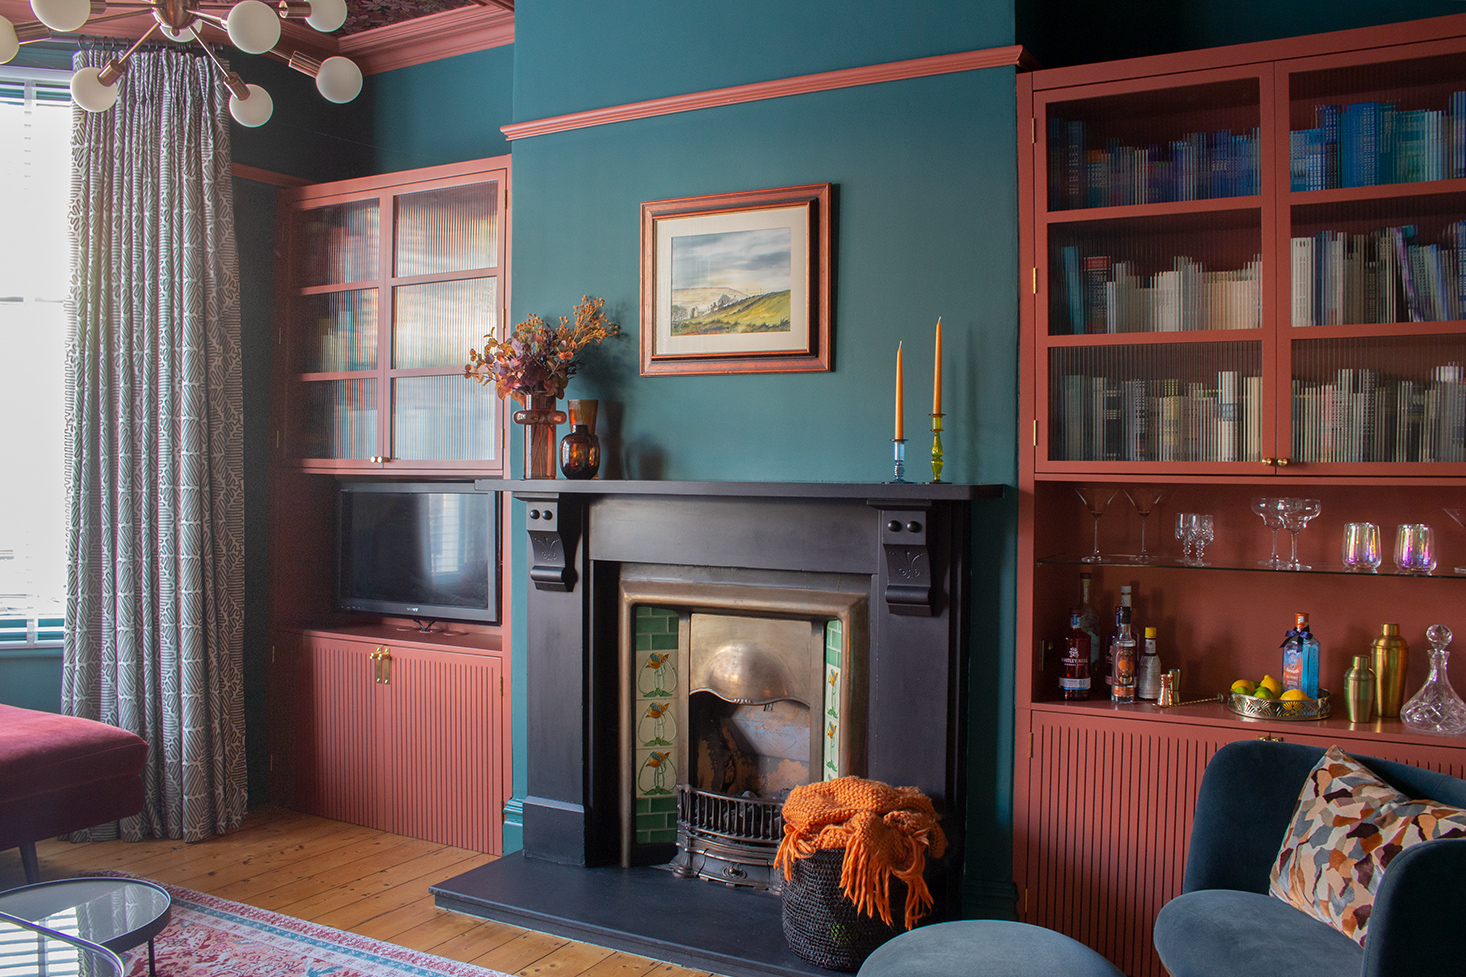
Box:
70;65;119;113
29;0;90;32
229;83;273;127
314;55;361;103
305;0;346;33
0;17;18;65
226;0;280;55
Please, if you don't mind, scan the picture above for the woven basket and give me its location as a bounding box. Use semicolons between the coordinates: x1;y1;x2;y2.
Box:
780;849;900;971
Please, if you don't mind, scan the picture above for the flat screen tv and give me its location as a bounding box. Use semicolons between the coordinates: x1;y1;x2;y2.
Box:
337;481;498;626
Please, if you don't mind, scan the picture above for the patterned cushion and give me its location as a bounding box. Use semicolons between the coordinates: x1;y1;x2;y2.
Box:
1269;745;1466;945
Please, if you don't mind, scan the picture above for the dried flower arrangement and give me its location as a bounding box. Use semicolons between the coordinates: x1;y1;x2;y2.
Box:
464;296;618;403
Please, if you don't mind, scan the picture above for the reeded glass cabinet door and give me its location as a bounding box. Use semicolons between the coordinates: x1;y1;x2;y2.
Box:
281;161;509;473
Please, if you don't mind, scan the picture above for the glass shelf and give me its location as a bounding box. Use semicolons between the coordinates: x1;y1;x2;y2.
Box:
1036;552;1466;577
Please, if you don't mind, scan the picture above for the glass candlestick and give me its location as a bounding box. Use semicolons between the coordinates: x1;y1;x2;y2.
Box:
929;413;945;484
889;438;908;484
1400;624;1466;735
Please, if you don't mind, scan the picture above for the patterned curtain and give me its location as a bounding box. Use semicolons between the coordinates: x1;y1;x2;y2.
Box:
63;46;246;842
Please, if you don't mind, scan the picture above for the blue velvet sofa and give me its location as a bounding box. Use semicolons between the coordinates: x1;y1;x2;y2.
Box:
1153;740;1466;977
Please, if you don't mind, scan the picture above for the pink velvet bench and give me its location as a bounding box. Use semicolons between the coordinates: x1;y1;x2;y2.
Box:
0;704;148;883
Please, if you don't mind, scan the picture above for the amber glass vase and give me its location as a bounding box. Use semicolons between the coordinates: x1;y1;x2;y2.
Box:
512;393;566;479
560;399;601;479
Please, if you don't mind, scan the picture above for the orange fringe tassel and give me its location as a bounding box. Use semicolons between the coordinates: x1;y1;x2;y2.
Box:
773;776;947;931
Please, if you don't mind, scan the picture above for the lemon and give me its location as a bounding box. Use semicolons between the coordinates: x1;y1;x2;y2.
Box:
1280;689;1311;702
1230;679;1257;696
1258;674;1283;697
1252;686;1276;699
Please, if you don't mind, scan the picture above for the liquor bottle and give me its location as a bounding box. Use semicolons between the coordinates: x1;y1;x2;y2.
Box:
1077;572;1102;677
1137;626;1162;700
1060;609;1092;701
1111;605;1137;703
1281;612;1320;698
1104;584;1133;688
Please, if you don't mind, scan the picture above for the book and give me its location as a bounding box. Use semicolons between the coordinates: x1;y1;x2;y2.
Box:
1083;256;1111;333
1291;236;1315;326
1216;370;1239;462
1062;245;1083;334
1317;104;1339;189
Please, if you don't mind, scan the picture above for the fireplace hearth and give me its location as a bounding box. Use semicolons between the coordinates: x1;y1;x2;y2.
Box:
432;480;998;977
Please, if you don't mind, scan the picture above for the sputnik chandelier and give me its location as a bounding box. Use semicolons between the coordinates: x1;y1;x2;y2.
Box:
0;0;360;127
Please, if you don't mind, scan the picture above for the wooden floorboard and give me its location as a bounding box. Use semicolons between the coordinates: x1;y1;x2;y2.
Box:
0;806;714;977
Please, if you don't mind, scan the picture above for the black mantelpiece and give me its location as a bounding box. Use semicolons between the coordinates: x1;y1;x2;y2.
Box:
433;480;999;976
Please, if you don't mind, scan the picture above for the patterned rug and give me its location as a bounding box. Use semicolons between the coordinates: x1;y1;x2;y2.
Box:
108;878;513;977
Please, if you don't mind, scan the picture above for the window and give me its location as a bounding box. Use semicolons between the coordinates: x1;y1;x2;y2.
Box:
0;67;71;646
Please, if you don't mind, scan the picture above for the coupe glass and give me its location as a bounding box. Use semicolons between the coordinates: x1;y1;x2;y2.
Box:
1251;497;1288;568
1282;498;1321;570
1124;487;1167;563
1443;508;1466;573
1075;486;1118;563
1191;514;1215;566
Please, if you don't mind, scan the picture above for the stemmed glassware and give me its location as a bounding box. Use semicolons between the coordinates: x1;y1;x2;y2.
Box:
1124;487;1167;563
1282;498;1322;570
1075;486;1118;563
1251;497;1288;568
1175;513;1197;565
1443;509;1466;574
1191;514;1215;566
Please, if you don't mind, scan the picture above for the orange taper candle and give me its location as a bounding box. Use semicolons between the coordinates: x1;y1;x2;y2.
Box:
895;342;904;440
932;317;943;415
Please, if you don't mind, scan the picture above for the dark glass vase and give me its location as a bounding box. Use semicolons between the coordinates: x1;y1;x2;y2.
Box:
560;399;601;479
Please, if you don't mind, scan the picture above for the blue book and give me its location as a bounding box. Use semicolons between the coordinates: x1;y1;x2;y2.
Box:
1317;104;1339;189
1379;104;1397;186
1062;246;1084;334
1453;92;1466;179
1396;110;1429;183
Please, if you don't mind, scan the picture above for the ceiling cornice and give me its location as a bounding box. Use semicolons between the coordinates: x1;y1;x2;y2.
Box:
0;0;513;75
340;4;513;75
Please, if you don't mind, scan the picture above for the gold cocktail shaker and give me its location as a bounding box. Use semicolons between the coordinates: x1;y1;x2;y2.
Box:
1343;655;1376;723
1372;623;1410;718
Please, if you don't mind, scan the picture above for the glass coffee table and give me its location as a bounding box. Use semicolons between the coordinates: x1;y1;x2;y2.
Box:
0;912;126;976
0;877;171;975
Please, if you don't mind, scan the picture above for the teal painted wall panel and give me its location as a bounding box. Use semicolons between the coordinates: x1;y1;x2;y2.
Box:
235;176;277;806
0;652;63;713
370;46;514;172
514;0;1015;120
512;71;1018;487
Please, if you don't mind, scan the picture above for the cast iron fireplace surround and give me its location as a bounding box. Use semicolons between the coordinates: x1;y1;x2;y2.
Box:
432;480;998;977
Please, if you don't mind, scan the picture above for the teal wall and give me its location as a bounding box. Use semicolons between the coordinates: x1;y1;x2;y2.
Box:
504;0;1021;911
369;46;513;171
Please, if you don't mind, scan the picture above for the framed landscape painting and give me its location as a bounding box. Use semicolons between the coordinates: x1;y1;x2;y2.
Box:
640;184;831;376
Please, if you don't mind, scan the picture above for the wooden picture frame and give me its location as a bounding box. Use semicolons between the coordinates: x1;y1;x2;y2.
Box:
640;184;832;376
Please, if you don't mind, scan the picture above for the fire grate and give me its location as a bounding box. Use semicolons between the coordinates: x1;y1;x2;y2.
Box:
670;784;785;891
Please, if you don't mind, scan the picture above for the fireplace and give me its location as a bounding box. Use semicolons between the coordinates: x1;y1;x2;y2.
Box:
432;480;997;977
618;576;869;890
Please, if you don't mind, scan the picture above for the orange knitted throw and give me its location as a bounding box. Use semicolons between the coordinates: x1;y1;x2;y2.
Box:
774;776;947;931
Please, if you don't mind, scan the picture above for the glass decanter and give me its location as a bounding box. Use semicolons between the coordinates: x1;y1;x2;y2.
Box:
1400;624;1466;736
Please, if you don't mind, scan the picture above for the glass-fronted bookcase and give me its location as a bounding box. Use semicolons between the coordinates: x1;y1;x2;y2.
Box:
1017;17;1466;977
277;157;510;473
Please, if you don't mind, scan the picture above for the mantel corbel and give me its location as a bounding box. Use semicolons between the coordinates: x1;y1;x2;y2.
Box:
516;492;578;592
870;500;935;616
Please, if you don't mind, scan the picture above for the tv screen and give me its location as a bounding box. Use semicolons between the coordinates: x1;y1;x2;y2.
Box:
337;482;498;625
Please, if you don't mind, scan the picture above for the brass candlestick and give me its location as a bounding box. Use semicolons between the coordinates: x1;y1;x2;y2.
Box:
929;413;945;483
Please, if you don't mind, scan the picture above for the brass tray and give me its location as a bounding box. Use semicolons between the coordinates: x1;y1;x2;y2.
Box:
1227;689;1331;721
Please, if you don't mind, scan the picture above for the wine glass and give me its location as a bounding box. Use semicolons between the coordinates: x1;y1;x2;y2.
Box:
1075;486;1118;563
1191;514;1215;566
1175;512;1197;565
1124;487;1167;563
1443;508;1466;574
1282;498;1321;570
1251;497;1288;568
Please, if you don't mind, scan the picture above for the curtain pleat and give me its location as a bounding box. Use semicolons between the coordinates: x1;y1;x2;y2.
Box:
63;46;246;842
